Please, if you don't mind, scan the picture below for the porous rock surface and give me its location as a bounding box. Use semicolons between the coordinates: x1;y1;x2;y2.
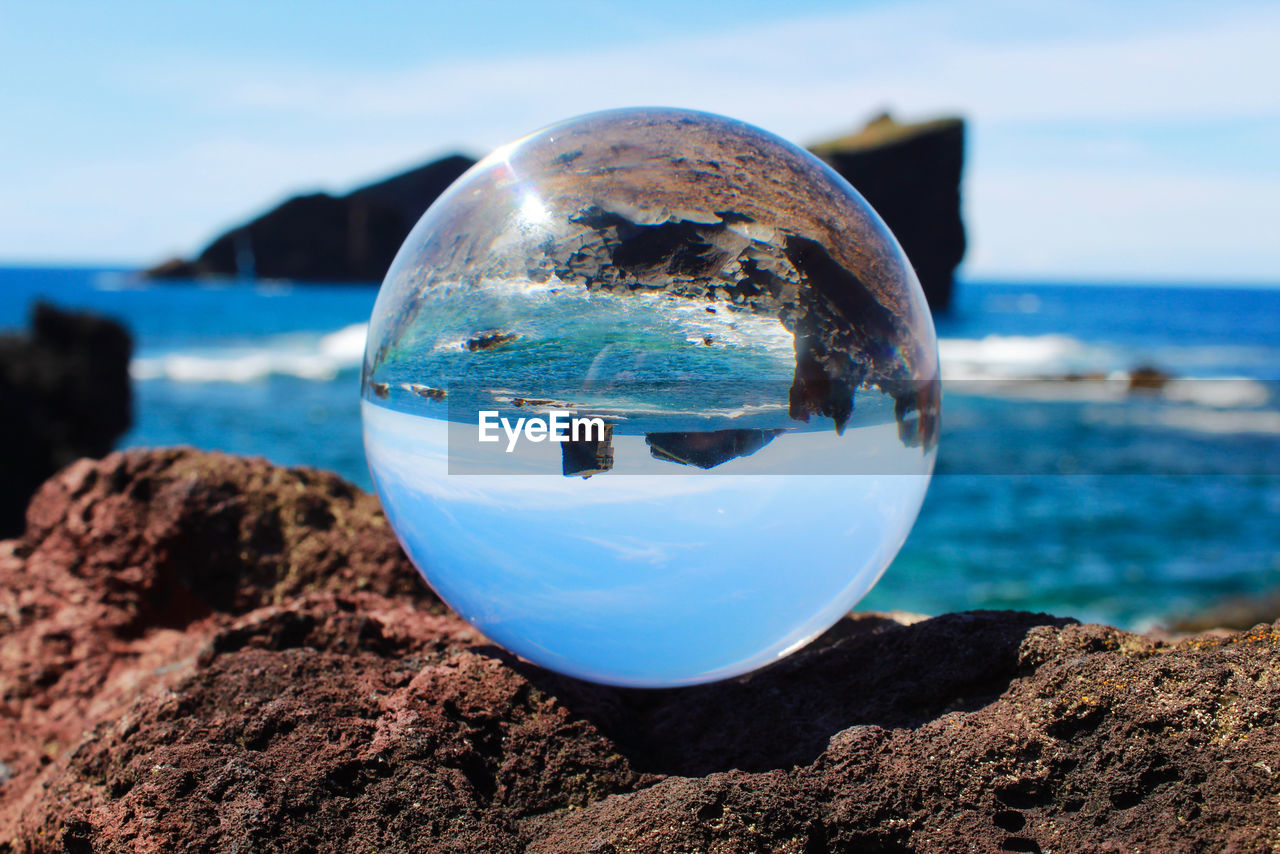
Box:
2;449;1279;852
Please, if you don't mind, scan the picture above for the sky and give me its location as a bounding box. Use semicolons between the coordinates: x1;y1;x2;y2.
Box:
1;0;1278;282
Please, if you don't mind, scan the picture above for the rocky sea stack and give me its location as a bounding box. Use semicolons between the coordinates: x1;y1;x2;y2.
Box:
145;155;478;284
811;114;966;313
2;449;1278;852
144;114;965;312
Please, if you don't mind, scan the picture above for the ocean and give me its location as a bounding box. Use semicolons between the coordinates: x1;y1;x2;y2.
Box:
2;265;1277;631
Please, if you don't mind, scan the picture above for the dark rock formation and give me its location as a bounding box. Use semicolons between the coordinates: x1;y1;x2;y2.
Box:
646;428;783;469
146;155;476;282
811;113;966;312
406;383;447;401
6;449;1277;852
0;302;132;538
146;117;964;315
1166;589;1280;633
1129;364;1174;391
465;330;520;352
0;448;436;826
365;109;940;451
562;422;614;477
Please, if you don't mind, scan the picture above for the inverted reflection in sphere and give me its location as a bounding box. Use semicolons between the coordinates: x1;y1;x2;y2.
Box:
362;108;939;687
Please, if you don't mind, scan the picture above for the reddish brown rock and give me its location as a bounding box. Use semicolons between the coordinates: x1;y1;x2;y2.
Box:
14;593;649;854
532;621;1280;853
0;447;436;837
22;446;433;625
3;450;1280;853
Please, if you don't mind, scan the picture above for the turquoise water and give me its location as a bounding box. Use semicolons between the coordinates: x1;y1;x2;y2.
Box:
2;266;1278;630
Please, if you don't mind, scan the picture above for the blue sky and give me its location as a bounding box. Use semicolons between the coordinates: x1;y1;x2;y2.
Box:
1;0;1277;281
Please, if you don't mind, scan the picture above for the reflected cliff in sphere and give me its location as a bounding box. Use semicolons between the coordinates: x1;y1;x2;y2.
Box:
362;107;939;687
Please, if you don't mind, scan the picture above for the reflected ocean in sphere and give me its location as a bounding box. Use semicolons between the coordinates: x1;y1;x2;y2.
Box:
362;107;940;686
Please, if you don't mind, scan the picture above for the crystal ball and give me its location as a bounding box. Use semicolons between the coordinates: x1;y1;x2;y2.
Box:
362;107;939;687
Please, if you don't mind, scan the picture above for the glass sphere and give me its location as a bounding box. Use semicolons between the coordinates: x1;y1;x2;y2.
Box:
362;107;939;687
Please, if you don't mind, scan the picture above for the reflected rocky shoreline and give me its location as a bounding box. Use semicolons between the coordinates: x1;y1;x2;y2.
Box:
366;108;941;457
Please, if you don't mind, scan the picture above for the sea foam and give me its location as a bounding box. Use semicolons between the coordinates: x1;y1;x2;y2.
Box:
131;323;367;383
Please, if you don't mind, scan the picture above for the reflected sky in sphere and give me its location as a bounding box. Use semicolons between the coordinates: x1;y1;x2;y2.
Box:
362;107;940;686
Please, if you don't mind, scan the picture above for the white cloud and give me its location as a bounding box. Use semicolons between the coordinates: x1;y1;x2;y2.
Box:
185;1;1280;132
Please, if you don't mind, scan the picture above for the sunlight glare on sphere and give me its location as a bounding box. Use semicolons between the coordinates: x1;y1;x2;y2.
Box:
361;107;940;687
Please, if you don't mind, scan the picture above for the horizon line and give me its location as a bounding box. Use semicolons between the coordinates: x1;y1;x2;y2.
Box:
2;261;1278;291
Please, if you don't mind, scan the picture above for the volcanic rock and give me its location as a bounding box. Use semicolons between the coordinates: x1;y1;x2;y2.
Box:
0;302;132;538
0;448;435;792
561;422;614;478
366;109;940;451
145;154;476;282
465;331;521;352
811;113;966;312
1128;364;1174;392
143;117;965;315
3;450;1279;852
646;428;783;469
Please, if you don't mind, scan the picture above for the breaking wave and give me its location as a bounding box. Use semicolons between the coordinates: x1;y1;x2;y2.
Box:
131;323;367;383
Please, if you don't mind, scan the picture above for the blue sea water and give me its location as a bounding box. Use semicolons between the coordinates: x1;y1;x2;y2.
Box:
2;265;1278;630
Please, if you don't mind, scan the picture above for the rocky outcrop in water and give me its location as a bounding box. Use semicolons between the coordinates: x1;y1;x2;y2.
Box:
362;110;941;450
535;202;933;437
144;116;964;314
146;155;476;282
3;449;1279;852
812;113;966;313
646;428;783;469
465;330;521;352
0;302;132;538
561;423;614;477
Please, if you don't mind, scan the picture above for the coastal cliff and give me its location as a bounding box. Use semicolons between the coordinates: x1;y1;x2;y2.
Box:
145;115;964;311
812;114;966;312
147;155;476;283
3;449;1278;852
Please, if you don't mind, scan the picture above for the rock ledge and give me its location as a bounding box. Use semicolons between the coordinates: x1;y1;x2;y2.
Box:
2;449;1277;852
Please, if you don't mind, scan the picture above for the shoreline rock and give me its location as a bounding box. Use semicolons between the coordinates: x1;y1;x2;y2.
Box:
464;330;521;352
812;113;966;313
645;428;784;469
0;302;133;538
363;110;942;452
3;449;1278;852
143;115;964;313
0;449;437;808
145;155;477;283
